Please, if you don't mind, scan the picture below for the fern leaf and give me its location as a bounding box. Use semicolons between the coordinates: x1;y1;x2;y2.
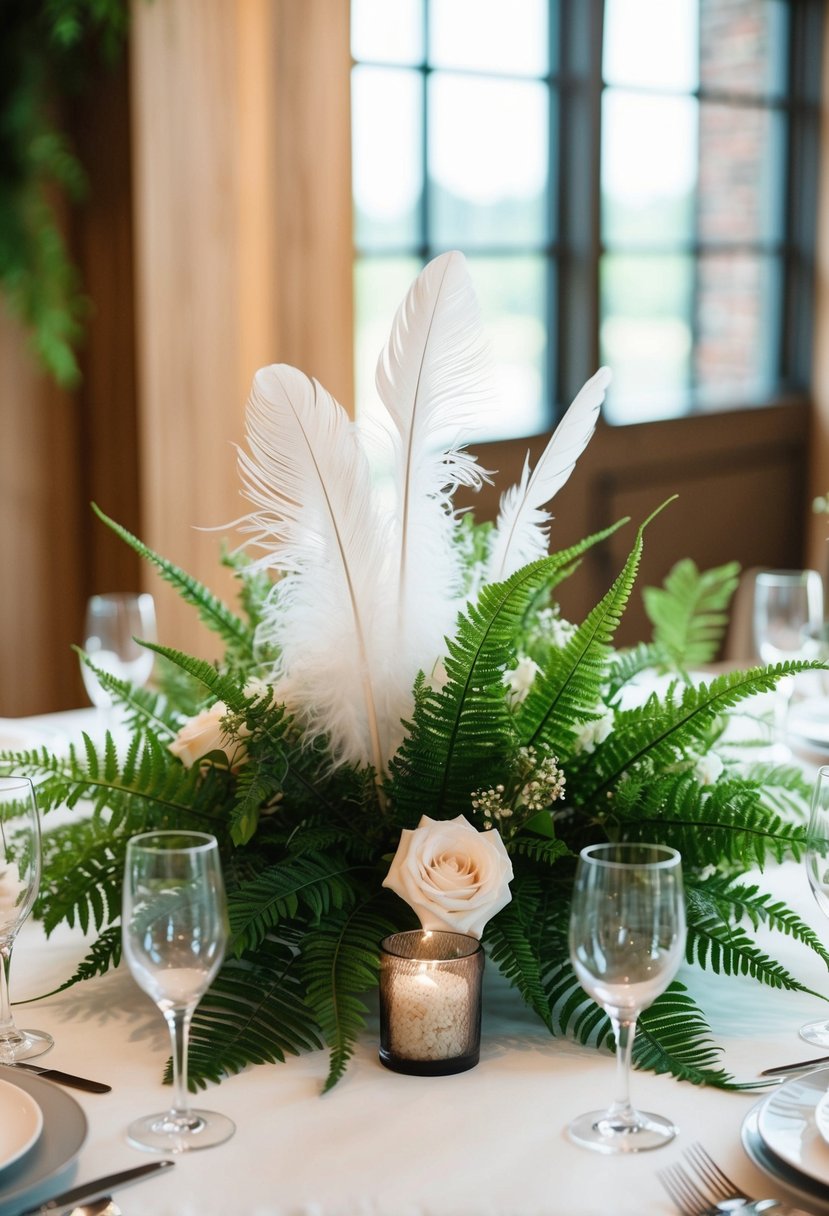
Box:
91;503;253;656
26;926;122;1000
227;855;361;955
181;930;322;1090
301;898;398;1092
643;558;740;670
485;879;554;1031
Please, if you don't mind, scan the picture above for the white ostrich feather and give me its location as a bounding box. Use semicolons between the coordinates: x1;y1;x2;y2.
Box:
236;365;393;773
486;367;611;583
375;251;494;699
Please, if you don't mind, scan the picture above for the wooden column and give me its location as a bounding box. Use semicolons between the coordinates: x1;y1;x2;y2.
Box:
130;0;353;661
808;17;829;580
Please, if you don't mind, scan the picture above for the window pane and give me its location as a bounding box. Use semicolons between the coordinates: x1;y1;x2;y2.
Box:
466;256;549;439
699;0;789;99
600;254;693;423
429;74;549;247
354;257;423;435
602;92;697;247
603;0;697;92
353;68;423;249
698;103;785;244
694;253;780;406
351;0;424;65
430;0;548;76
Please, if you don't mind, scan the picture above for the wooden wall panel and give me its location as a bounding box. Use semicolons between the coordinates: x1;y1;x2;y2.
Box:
129;0;353;662
808;13;829;582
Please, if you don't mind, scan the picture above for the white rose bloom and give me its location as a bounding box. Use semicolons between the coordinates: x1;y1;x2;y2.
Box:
169;702;250;768
694;752;723;786
383;814;514;938
503;655;541;705
575;710;614;754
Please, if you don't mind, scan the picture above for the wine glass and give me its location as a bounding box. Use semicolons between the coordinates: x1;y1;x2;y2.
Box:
567;842;686;1153
81;592;157;714
753;570;823;760
0;776;54;1061
801;766;829;1046
122;831;234;1152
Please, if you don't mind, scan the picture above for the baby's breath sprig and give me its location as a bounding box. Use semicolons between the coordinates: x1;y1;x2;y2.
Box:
471;743;566;834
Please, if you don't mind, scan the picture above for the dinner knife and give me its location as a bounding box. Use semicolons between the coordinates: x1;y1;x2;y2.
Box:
0;1061;111;1094
759;1054;829;1077
18;1159;174;1215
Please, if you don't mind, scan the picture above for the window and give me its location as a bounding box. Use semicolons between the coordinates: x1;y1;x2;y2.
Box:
351;0;822;435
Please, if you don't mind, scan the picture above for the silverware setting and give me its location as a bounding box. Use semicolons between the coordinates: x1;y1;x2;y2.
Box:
0;1061;111;1094
17;1159;174;1216
657;1142;818;1216
759;1055;829;1078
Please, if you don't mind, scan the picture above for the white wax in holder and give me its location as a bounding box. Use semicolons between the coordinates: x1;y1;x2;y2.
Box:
389;965;469;1061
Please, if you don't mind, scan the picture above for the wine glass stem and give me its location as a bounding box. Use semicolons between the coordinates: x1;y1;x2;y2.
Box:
608;1016;637;1124
0;945;13;1034
773;678;793;743
165;1006;194;1119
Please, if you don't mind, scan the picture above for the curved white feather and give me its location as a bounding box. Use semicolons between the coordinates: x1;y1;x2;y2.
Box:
375;251;494;684
236;365;393;772
487;367;611;582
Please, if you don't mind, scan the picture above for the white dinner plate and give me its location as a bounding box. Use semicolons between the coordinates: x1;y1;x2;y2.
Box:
755;1066;829;1191
0;1069;87;1215
0;1079;41;1174
742;1099;829;1214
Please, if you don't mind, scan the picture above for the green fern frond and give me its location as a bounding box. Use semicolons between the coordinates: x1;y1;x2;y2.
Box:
39;821;128;934
507;835;570;866
634;982;756;1088
686;919;824;997
485;879;554;1030
605;642;665;701
686;874;829;974
182;930;322;1090
517;506;665;754
585;665;822;803
643;558;741;670
91;504;253;657
227;855;362;955
301;898;398;1092
27;925;122;1000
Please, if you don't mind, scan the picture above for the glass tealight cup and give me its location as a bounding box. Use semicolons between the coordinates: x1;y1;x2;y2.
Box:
378;929;484;1076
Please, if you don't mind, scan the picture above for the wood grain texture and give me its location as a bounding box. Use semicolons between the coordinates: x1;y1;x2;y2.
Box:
130;0;353;662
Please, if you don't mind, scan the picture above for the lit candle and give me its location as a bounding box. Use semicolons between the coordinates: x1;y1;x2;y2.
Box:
389;962;469;1061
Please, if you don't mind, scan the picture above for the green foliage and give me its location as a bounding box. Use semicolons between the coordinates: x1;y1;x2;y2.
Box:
0;0;130;384
643;558;741;670
5;507;828;1094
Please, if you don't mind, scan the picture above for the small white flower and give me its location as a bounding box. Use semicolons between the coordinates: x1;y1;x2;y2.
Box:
574;710;614;754
503;655;541;705
694;752;724;785
698;863;718;881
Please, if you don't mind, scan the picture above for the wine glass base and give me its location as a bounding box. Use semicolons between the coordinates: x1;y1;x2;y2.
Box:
0;1028;54;1063
127;1109;235;1153
799;1019;829;1048
568;1107;677;1154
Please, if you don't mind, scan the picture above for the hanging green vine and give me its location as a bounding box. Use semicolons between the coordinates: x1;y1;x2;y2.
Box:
0;0;130;386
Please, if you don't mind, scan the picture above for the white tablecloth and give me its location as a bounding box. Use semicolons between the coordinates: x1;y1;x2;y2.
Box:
6;710;829;1216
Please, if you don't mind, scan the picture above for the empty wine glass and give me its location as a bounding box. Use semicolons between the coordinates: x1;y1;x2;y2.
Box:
0;776;54;1062
122;831;234;1152
81;592;157;714
753;570;823;760
801;766;829;1046
567;842;686;1153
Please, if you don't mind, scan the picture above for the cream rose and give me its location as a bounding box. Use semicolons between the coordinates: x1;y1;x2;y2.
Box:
168;702;250;769
383;814;513;938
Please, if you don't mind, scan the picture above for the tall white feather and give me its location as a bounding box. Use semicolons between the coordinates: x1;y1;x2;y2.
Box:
236;365;393;773
375;251;494;709
486;367;611;583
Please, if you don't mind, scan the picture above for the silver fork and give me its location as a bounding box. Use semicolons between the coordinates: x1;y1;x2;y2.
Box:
683;1143;752;1207
657;1160;745;1216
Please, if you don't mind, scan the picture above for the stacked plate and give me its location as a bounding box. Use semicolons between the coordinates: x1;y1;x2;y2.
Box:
742;1067;829;1213
0;1070;87;1216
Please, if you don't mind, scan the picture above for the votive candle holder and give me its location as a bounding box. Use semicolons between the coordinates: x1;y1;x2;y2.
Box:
378;929;484;1076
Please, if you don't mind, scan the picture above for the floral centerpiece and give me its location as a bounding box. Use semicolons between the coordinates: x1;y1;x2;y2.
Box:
3;252;826;1093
